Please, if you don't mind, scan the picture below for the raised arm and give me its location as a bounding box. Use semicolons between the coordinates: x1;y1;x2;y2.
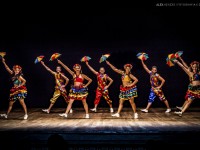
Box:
18;76;26;87
141;60;151;74
82;74;92;88
85;61;98;75
1;58;13;74
106;60;123;75
173;59;192;76
157;75;165;89
40;61;56;75
57;59;74;76
128;74;138;87
178;56;189;69
60;73;69;87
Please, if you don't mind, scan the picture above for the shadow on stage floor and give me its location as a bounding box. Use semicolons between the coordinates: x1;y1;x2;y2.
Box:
0;108;200;149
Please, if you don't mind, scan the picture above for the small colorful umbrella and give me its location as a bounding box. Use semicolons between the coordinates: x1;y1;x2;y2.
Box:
80;56;91;62
50;53;61;61
175;51;183;58
0;52;6;59
99;54;110;63
166;53;176;67
136;52;149;60
34;55;45;64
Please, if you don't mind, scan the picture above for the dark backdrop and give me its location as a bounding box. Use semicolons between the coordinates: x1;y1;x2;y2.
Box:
0;8;199;109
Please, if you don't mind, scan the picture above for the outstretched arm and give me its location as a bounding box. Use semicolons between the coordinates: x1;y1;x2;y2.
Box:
82;74;92;88
128;74;138;87
85;61;98;75
60;73;69;87
57;59;74;76
178;56;189;69
40;61;56;75
173;59;192;76
141;60;151;74
1;58;13;74
157;75;165;89
106;60;123;75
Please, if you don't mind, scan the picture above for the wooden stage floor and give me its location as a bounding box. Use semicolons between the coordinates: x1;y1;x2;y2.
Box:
0;107;200;149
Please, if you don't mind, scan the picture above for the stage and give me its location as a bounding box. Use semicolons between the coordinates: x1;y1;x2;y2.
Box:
0;108;200;149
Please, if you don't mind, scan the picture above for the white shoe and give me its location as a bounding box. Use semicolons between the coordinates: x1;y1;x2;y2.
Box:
0;114;8;119
24;114;28;120
59;113;68;118
134;113;138;119
110;108;114;113
85;114;89;119
165;108;171;113
111;113;120;117
174;111;182;116
141;109;148;113
69;109;73;114
42;109;50;114
176;106;182;111
90;108;97;112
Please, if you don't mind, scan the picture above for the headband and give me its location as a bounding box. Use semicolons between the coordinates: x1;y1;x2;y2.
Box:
73;64;81;68
124;64;133;69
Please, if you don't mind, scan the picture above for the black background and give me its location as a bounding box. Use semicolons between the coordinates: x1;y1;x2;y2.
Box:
0;7;199;109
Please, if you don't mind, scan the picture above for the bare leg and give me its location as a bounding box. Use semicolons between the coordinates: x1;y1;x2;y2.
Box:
129;98;137;113
181;98;193;113
82;100;89;114
47;103;54;112
145;102;152;110
163;100;170;109
94;104;98;109
181;101;188;108
19;99;28;114
6;101;15;115
117;99;125;114
65;99;74;114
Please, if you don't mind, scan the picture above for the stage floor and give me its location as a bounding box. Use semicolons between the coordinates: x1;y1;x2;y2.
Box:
0;108;200;149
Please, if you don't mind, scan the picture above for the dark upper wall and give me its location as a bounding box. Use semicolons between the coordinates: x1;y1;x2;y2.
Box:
0;8;199;108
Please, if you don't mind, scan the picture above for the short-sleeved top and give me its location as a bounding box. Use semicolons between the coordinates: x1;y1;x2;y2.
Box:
55;73;65;89
149;71;160;87
97;73;109;90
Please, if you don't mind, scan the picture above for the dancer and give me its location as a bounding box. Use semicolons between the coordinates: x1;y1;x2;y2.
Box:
140;59;171;113
0;58;28;119
106;60;139;119
174;55;190;111
173;58;200;116
85;61;114;112
40;61;72;114
58;60;92;119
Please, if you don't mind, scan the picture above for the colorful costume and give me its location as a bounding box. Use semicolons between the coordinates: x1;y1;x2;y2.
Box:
119;73;137;100
50;73;68;104
69;74;88;100
10;77;27;101
185;73;200;100
94;73;112;105
148;72;166;103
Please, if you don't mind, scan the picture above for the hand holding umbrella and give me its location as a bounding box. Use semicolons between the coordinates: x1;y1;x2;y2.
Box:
50;53;62;61
136;52;149;61
80;56;91;62
166;53;176;67
99;54;110;63
175;51;183;58
34;55;45;64
0;52;6;60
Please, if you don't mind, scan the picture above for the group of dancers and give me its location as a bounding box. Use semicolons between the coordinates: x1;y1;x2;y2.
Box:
0;53;199;120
